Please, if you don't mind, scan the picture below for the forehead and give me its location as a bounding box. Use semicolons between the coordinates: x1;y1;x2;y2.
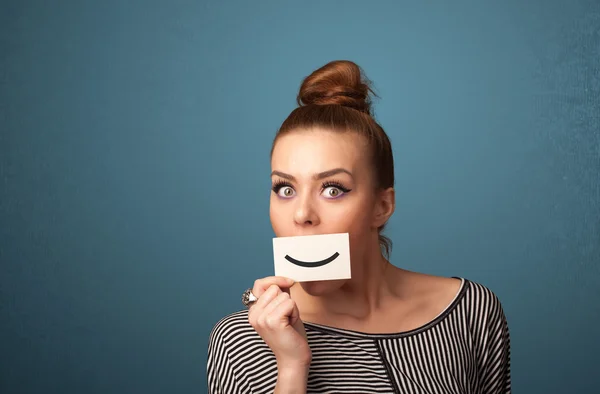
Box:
271;129;370;174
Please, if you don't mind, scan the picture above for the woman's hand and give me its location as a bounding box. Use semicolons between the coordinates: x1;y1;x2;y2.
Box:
247;276;311;371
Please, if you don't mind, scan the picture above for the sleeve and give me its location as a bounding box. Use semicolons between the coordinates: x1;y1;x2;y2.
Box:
206;320;243;394
479;291;511;394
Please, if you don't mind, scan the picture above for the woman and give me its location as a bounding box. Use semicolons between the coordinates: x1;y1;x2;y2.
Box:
207;60;511;394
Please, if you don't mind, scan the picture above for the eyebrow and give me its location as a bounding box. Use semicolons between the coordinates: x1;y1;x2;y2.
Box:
271;168;353;181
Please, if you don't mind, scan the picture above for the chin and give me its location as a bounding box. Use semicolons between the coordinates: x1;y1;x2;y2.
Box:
299;279;346;296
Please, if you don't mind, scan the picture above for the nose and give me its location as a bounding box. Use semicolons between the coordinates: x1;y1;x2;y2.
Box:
293;195;320;227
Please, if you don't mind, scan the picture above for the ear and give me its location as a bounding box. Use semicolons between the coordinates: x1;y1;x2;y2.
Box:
372;187;395;228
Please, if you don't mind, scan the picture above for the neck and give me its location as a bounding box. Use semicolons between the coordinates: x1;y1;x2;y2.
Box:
293;241;401;321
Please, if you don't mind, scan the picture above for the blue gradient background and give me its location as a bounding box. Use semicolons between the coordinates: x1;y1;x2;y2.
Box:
1;1;599;393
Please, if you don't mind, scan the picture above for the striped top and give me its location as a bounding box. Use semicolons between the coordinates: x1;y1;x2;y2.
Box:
207;278;511;393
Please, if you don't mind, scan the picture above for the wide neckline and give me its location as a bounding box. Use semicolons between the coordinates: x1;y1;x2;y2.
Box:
303;277;468;339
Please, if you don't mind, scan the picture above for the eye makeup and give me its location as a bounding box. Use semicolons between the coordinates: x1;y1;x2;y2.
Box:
272;179;292;193
270;178;353;198
321;180;352;194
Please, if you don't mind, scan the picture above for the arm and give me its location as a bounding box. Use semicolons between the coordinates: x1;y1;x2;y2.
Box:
206;321;242;394
274;366;309;394
248;277;312;394
479;293;511;393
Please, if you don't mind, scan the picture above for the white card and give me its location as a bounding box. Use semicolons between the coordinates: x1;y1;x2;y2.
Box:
273;233;351;282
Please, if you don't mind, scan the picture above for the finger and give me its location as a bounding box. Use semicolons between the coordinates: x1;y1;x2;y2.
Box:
252;276;294;298
260;291;290;320
265;298;296;330
250;284;281;313
257;291;290;328
249;285;281;327
252;276;295;298
288;297;302;328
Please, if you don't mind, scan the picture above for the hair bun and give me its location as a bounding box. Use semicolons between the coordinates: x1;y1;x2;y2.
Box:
297;60;375;115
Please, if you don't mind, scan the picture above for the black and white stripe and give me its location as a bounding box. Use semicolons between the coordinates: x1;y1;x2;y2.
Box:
207;279;511;393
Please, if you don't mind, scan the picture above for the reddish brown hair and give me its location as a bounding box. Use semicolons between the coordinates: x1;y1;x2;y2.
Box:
271;60;395;257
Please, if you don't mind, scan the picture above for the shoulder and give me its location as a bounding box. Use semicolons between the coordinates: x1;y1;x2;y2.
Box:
208;309;254;346
208;309;273;360
207;310;278;392
453;278;511;352
405;270;506;314
397;270;508;328
459;279;512;389
393;270;465;315
460;278;507;320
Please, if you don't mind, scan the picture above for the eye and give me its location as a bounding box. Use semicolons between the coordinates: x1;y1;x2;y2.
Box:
321;181;352;199
278;186;295;198
272;181;296;198
322;186;343;198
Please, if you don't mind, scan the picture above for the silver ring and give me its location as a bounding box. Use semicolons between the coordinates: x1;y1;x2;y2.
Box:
242;288;258;308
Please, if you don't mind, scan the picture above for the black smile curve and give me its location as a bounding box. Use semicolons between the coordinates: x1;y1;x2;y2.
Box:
284;252;340;268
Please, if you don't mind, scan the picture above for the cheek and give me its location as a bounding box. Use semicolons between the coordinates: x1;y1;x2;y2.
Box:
269;197;291;235
331;197;374;230
269;194;375;237
269;202;279;231
336;198;375;252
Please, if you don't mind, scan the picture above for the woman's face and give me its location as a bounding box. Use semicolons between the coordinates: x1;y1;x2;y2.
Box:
269;128;381;293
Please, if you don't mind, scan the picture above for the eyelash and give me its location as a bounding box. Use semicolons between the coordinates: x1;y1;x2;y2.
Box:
272;180;293;193
271;180;352;194
322;180;352;193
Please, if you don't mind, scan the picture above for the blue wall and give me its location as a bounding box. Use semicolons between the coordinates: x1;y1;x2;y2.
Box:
1;1;598;392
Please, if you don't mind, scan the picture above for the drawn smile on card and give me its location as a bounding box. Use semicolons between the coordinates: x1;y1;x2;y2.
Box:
284;252;340;268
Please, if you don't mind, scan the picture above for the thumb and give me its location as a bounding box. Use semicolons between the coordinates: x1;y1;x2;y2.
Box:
288;301;305;332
